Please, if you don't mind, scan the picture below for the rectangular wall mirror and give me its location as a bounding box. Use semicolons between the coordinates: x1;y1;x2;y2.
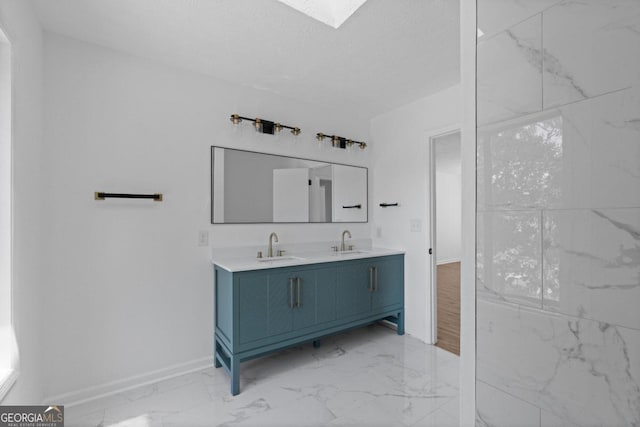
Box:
211;146;368;224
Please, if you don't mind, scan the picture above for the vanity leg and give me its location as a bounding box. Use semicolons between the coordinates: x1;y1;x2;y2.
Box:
313;340;321;348
213;338;222;368
230;354;240;396
396;310;405;336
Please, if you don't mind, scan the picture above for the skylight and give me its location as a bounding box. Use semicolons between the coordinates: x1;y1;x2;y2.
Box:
277;0;368;29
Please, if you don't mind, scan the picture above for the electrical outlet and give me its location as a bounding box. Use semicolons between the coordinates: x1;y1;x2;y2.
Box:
376;226;382;238
198;230;209;246
410;219;422;233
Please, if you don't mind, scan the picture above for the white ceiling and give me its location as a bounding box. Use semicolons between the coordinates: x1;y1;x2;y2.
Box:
32;0;460;119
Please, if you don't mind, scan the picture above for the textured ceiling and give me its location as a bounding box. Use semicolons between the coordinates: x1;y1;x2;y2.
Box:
33;0;460;119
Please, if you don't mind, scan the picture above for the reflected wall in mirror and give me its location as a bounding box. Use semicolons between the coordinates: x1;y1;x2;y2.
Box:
211;147;368;224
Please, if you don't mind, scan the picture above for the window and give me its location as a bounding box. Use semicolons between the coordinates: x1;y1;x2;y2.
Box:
0;24;18;402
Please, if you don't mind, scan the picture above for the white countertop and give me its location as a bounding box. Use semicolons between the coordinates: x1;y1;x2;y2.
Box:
212;247;404;272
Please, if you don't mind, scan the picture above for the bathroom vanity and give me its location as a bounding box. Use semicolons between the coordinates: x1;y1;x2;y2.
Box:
212;249;404;395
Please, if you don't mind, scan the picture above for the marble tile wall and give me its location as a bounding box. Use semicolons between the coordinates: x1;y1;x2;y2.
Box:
477;14;542;126
476;0;640;425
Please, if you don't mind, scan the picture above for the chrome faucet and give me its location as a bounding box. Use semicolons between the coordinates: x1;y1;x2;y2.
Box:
268;232;279;258
340;230;352;252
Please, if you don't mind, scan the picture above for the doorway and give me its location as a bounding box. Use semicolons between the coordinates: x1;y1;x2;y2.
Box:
429;130;461;355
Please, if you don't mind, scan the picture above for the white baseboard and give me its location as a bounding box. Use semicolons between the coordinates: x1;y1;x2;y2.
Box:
436;258;461;265
44;356;213;408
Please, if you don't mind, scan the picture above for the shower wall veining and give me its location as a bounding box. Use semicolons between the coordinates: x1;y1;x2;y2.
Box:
476;1;640;426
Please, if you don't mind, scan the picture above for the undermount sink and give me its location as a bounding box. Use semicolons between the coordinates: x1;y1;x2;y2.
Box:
335;250;370;255
257;256;306;263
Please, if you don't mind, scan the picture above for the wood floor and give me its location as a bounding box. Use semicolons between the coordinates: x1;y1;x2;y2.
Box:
436;262;460;355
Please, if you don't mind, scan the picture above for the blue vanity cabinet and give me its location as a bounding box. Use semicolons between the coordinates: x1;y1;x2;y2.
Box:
230;266;337;348
265;270;298;337
237;270;270;345
266;267;337;336
336;255;404;320
371;256;404;311
214;254;403;395
336;261;373;319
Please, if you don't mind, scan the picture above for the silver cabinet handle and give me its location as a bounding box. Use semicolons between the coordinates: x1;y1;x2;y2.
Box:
374;266;378;292
289;277;294;308
369;266;374;292
297;277;301;308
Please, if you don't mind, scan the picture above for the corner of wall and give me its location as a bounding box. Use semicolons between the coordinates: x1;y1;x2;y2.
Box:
367;83;462;344
0;0;46;405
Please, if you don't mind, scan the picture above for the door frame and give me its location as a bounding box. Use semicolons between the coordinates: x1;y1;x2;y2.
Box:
428;125;461;344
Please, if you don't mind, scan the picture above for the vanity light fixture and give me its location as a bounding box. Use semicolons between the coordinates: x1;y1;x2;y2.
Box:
230;114;301;136
316;132;366;150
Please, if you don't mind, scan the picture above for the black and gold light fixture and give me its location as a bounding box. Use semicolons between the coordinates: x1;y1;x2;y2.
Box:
230;114;301;136
316;132;366;150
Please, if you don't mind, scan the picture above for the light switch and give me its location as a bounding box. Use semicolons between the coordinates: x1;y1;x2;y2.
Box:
410;219;422;232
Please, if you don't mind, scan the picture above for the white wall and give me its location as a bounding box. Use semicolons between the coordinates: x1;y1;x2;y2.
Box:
41;33;371;402
370;84;461;343
0;0;44;405
0;21;10;333
435;171;461;264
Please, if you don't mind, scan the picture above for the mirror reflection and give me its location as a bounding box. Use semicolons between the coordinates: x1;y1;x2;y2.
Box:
211;147;367;224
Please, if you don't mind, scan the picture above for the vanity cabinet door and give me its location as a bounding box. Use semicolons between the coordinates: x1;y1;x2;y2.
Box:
315;267;337;325
336;261;372;318
291;269;317;330
336;256;404;319
267;268;323;335
267;271;297;336
370;256;404;311
238;272;270;344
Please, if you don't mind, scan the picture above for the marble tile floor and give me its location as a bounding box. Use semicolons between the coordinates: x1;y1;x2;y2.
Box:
66;324;460;427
